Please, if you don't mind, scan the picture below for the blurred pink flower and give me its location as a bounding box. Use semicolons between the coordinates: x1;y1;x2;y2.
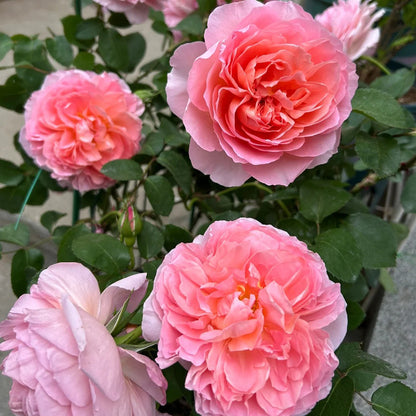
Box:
316;0;384;61
166;0;358;187
93;0;164;24
143;218;347;416
20;70;144;192
162;0;198;29
0;263;167;415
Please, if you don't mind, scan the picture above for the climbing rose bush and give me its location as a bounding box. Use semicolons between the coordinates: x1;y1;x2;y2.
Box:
19;70;144;192
143;218;347;416
316;0;385;61
0;263;167;415
166;0;358;187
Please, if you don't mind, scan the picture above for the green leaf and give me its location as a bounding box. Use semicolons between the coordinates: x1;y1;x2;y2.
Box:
309;376;354;416
137;220;164;259
0;75;29;112
164;224;193;251
108;12;131;28
140;131;165;156
175;14;205;35
75;18;104;40
98;28;129;71
159;117;190;147
341;274;369;302
0;159;24;186
163;363;188;403
101;159;143;181
157;150;192;195
337;343;406;380
347;302;366;330
0;33;13;61
379;268;396;294
370;68;416;99
61;15;94;49
72;233;131;275
73;51;95;70
352;88;414;130
124;32;146;72
142;258;162;280
400;173;416;213
278;218;315;243
11;248;44;297
40;211;66;234
57;223;91;262
14;38;52;90
314;228;362;283
346;213;397;268
299;180;351;223
372;382;416;416
45;36;74;67
355;133;401;177
144;175;174;216
0;223;30;246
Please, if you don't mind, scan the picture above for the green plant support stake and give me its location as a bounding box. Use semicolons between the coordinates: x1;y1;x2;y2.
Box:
74;0;82;17
72;191;81;225
14;169;42;230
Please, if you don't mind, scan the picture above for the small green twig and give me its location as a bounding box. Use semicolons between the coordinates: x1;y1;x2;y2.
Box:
360;55;391;76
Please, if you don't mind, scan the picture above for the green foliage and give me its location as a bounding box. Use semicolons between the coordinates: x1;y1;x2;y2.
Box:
101;159;143;181
355;133;401;178
157;150;193;195
314;228;362;283
0;32;13;61
370;68;415;99
137;220;164;259
72;233;131;275
144;175;175;216
337;343;406;379
346;213;397;268
309;376;354;416
299;180;351;223
0;1;415;414
372;382;416;416
352;88;414;130
0;223;30;246
45;36;74;67
11;248;44;297
40;211;66;234
401;173;416;213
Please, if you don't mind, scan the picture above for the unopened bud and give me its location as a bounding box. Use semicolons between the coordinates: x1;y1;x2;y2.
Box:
118;206;142;247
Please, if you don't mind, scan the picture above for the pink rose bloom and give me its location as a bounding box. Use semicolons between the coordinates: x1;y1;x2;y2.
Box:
166;0;358;187
92;0;164;24
316;0;384;61
20;70;144;192
0;263;168;415
143;218;347;416
162;0;198;29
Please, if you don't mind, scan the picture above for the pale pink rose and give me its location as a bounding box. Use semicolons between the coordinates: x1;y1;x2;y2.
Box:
166;0;358;187
316;0;384;61
143;218;347;416
20;70;144;192
0;263;168;416
93;0;164;24
162;0;198;29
